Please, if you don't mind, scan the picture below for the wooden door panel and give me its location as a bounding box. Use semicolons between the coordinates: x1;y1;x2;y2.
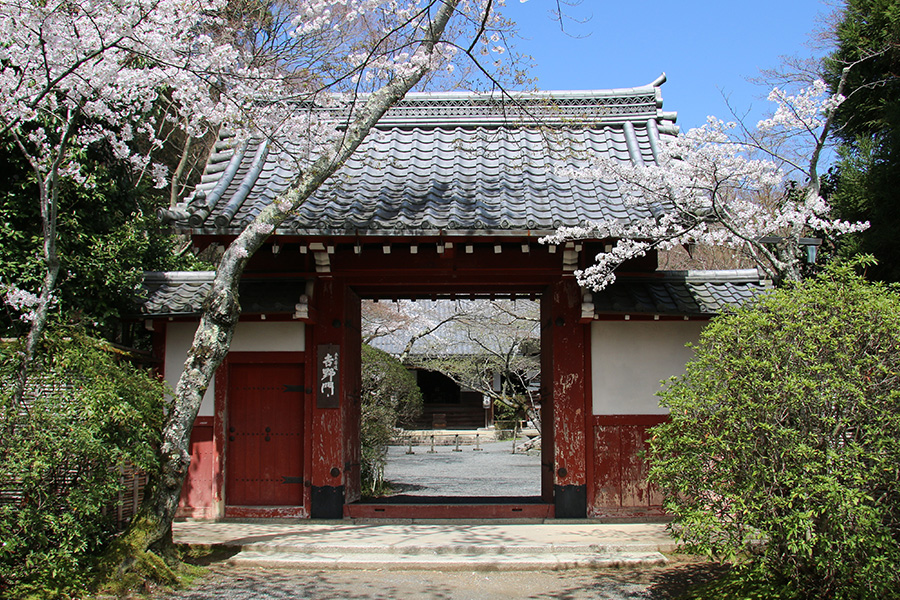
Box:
227;362;304;506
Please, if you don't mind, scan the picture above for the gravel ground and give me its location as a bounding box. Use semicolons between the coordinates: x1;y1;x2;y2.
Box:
383;440;541;497
159;559;724;600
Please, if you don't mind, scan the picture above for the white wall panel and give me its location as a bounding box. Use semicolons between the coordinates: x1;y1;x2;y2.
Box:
591;320;705;415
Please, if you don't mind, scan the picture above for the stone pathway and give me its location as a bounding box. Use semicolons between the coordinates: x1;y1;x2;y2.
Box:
162;440;711;599
173;520;676;571
159;561;724;599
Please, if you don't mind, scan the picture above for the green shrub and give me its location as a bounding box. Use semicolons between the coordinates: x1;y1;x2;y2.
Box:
0;327;165;599
649;259;900;599
359;344;422;496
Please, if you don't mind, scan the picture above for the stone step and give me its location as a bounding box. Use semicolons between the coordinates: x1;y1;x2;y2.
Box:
230;542;667;556
175;520;677;572
227;550;669;571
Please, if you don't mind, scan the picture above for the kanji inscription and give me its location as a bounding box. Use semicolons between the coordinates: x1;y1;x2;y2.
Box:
317;344;340;408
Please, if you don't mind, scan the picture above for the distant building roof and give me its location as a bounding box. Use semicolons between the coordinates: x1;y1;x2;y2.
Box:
366;299;540;357
159;76;678;237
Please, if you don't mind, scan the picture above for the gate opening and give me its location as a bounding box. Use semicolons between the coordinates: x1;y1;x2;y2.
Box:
353;296;544;513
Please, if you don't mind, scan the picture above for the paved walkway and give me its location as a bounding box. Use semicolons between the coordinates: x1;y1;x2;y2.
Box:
160;562;723;600
174;520;677;571
166;521;710;600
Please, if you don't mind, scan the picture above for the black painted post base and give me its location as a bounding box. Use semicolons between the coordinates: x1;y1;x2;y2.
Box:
554;484;587;518
311;485;344;519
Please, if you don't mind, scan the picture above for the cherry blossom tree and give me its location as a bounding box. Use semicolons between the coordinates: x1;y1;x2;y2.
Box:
543;75;869;291
150;0;508;562
0;0;367;401
0;0;209;405
1;0;520;577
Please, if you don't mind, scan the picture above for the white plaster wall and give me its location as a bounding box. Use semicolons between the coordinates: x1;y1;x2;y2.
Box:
164;321;306;416
591;320;705;415
230;321;306;353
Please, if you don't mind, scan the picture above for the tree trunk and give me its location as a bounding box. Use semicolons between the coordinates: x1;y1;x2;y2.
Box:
169;131;194;207
121;0;462;561
11;264;60;408
10;114;70;407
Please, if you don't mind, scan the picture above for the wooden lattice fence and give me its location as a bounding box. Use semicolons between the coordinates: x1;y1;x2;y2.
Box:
1;377;149;531
105;463;148;530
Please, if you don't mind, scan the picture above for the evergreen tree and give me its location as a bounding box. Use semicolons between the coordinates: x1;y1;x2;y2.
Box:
650;258;900;599
0;134;199;342
826;0;900;282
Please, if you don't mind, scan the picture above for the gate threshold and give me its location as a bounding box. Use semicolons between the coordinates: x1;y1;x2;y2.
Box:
345;496;553;519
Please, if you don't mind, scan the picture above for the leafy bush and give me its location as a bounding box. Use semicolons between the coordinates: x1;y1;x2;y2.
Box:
359;344;422;496
649;259;900;599
0;327;165;599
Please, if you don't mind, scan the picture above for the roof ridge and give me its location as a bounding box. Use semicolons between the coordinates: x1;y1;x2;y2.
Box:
143;271;216;283
294;77;676;129
374;83;673;128
395;79;665;101
650;269;766;284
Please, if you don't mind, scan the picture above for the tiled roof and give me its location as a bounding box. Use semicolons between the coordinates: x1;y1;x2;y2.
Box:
591;270;772;317
139;269;770;319
139;272;305;317
159;77;678;236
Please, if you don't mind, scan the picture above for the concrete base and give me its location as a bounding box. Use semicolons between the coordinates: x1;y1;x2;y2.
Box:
174;519;676;572
226;550;668;571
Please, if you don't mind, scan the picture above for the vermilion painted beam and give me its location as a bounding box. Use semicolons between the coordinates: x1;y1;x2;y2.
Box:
342;289;362;505
540;295;555;505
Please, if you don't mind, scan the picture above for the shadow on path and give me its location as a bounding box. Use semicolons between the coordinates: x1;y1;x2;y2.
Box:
162;559;727;600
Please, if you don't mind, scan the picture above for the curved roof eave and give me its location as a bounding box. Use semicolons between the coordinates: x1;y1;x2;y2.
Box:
161;79;678;237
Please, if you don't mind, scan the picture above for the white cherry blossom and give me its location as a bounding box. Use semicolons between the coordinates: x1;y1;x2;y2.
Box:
544;82;867;290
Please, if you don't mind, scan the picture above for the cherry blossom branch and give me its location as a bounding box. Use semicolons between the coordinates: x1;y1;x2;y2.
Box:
466;0;494;54
544;79;869;290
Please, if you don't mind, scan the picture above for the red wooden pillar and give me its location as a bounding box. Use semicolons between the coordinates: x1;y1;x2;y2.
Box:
342;290;362;505
309;278;357;518
542;278;588;518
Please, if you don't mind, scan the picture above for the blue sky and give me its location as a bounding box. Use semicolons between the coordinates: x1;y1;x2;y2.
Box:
501;0;837;131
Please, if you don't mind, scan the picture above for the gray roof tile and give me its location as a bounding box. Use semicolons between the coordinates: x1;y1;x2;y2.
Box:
139;270;769;319
139;272;306;317
591;270;772;317
160;79;678;236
